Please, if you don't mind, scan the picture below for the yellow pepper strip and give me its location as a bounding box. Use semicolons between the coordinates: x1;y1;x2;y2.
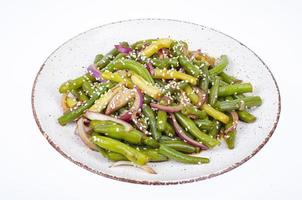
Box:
89;85;123;112
184;85;199;105
101;71;133;88
131;73;162;99
153;68;197;85
202;104;229;124
141;38;173;58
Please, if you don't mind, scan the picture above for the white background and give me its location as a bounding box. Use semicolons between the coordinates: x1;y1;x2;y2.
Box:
0;0;301;199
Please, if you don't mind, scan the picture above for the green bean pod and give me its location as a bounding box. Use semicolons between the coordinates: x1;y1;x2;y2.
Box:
159;144;209;164
92;136;148;165
157;110;167;132
215;96;262;111
160;140;198;154
178;56;202;77
140;149;168;162
142;104;161;140
238;110;256;123
209;55;228;76
175;112;220;148
209;76;220;106
58;82;115;125
218;83;253;97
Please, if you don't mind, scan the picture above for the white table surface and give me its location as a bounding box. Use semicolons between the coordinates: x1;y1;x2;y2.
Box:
0;0;301;199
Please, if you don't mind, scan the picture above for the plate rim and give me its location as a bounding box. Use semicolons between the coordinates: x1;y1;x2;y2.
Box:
31;18;281;185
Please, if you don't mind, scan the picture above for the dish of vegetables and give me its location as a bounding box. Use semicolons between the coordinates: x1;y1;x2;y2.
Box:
32;19;280;184
57;38;262;174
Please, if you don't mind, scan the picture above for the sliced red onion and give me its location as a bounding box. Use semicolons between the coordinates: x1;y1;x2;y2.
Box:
146;62;155;75
118;111;132;122
76;118;98;151
170;114;208;150
85;111;133;131
117;87;144;122
193;87;207;108
225;111;239;134
87;64;102;81
110;161;156;174
150;103;183;113
105;88;134;115
114;44;132;54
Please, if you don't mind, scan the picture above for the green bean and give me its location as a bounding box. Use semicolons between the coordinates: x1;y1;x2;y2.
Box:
142;136;159;148
218;83;253;97
159;144;209;164
209;55;228;76
219;80;229;86
151;57;179;68
199;65;210;93
59;74;94;93
157;110;167;132
142;104;161;140
179;56;202;77
224;121;236;149
195;119;214;131
238;111;256;123
181;106;207;119
175;113;220;148
90;120;118;127
184;85;199;105
202;104;230;124
215;96;262;111
94;54;104;64
219;71;241;84
92;124;142;144
208;120;221;138
107;59;154;84
163;122;175;137
92;136;148;165
209;76;220;106
140;149;168;162
70;89;89;102
96;42;129;69
159;136;180;141
58;82;115;125
82;80;95;97
160;140;198;154
171;40;188;56
177;81;190;90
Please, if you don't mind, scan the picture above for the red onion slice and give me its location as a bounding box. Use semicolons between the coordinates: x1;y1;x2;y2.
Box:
110;161;156;174
87;64;103;81
76;118;98;151
146;62;155;75
150;103;183;113
118;87;144;122
114;44;132;54
193;87;207;108
225;111;239;133
118;111;132;122
85;111;133;131
105;88;134;115
170;114;209;150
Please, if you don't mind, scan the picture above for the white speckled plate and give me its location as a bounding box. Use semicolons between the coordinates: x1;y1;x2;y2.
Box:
32;19;281;185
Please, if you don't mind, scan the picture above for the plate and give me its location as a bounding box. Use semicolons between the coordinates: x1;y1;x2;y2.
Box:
32;19;281;185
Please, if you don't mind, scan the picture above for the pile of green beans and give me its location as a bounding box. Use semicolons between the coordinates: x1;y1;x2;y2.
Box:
57;38;262;171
